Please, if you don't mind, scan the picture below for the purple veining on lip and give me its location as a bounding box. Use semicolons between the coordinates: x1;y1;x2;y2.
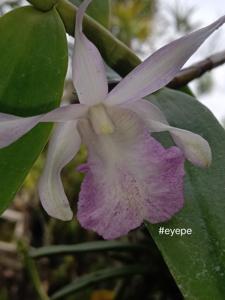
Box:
77;127;184;239
77;107;185;239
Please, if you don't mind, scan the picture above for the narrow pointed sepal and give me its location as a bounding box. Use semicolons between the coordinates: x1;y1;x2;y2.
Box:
0;104;87;148
106;16;225;106
72;0;108;105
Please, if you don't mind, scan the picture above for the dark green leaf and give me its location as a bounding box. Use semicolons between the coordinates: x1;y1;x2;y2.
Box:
51;265;150;299
70;0;110;28
0;6;68;214
146;88;225;299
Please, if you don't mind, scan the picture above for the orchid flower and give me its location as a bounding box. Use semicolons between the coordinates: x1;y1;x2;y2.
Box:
0;0;224;239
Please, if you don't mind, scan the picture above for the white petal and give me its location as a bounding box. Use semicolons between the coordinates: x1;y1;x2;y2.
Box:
0;114;41;148
0;104;87;149
127;100;211;168
38;121;81;220
72;0;108;106
106;16;225;106
41;104;88;122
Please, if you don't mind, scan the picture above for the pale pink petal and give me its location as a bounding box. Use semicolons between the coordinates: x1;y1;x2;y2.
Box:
72;0;108;106
0;112;22;120
127;100;211;167
77;107;185;239
0;104;87;148
106;16;225;106
39;121;81;220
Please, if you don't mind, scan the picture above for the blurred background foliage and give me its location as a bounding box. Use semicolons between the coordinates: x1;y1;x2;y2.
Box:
110;0;155;47
0;0;220;299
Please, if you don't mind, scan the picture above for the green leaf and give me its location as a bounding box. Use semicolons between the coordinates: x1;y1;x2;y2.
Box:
146;88;225;299
70;0;110;28
51;265;150;299
30;241;148;258
0;6;68;214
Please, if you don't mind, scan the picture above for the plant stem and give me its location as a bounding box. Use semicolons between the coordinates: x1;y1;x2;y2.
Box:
55;0;141;76
18;240;50;300
168;50;225;88
26;0;139;76
26;0;58;11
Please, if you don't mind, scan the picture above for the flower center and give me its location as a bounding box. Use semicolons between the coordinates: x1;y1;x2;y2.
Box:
88;104;115;135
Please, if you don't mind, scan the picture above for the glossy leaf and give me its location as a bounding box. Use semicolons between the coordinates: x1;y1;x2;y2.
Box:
70;0;110;28
146;88;225;299
0;6;68;214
